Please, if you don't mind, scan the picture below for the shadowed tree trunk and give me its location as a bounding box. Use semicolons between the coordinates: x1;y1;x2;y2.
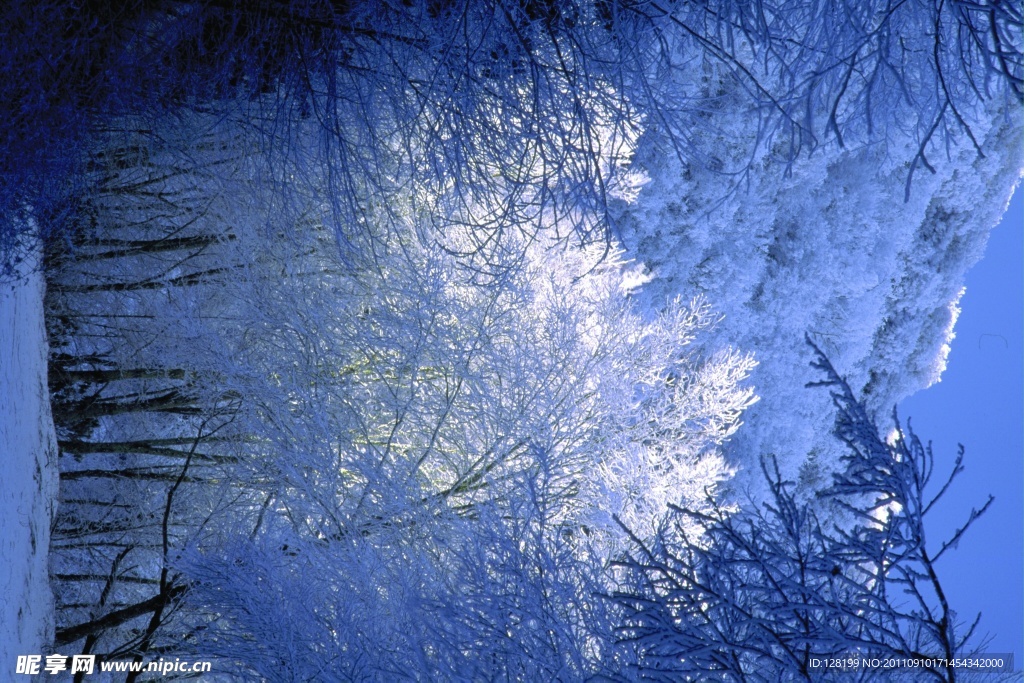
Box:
54;583;187;648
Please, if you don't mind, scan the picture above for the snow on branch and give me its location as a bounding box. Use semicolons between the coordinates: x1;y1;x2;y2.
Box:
609;337;996;681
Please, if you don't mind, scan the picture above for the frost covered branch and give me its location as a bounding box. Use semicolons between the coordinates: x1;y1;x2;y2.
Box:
609;339;995;681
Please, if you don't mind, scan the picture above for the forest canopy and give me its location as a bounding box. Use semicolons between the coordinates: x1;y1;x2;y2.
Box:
1;0;1021;680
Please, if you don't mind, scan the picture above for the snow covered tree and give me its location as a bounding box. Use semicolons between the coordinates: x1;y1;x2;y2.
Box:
36;100;758;677
608;340;999;682
13;1;1019;677
42;115;260;671
157;189;758;678
4;0;1020;275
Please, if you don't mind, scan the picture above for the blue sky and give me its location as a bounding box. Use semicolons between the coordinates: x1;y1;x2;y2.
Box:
899;184;1022;665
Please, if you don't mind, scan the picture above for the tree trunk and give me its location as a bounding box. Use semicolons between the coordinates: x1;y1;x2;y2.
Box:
53;583;187;647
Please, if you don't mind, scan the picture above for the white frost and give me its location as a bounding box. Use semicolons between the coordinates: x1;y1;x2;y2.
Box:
622;101;1024;494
